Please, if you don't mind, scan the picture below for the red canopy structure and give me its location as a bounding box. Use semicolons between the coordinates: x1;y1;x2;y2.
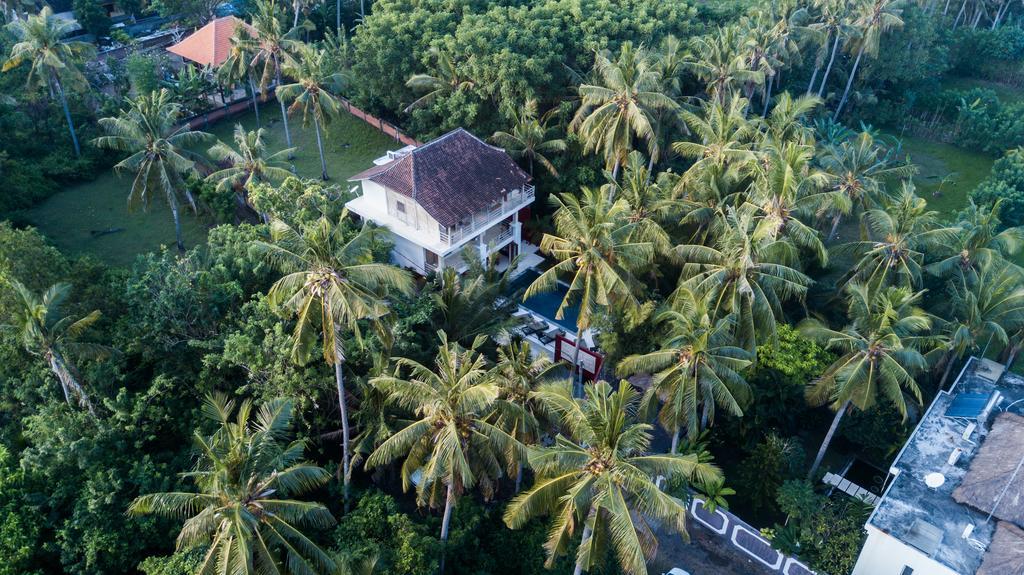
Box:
166;16;256;68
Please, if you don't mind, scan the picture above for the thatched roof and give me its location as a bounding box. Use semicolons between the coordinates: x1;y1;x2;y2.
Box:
953;412;1024;524
978;521;1024;575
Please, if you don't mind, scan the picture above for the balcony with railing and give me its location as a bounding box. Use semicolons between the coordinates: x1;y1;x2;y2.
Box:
439;184;534;245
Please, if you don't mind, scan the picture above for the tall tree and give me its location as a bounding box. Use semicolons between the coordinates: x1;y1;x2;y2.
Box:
619;288;752;450
206;124;296;211
403;46;474;113
93;89;211;251
572;42;679;188
525;187;653;390
504;380;721;575
245;0;302;149
833;0;904;120
367;332;522;572
616;151;678;254
277;43;349;181
800;283;931;478
2;6;96;157
686;26;763;106
433;261;520;347
489;99;566;177
218;26;263;128
927;199;1024;281
129;395;337;575
253;215;414;508
808;0;856;98
2;280;108;415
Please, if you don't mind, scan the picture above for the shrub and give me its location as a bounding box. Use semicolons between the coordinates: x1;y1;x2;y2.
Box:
972;147;1024;228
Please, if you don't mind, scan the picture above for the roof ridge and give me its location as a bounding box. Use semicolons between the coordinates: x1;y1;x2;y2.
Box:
409;127;466;156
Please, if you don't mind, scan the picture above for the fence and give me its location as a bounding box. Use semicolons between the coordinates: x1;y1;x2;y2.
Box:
182;96;261;130
339;98;421;147
688;497;817;575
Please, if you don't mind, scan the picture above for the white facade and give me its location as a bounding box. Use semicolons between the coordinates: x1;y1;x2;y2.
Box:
853;525;961;575
345;179;535;276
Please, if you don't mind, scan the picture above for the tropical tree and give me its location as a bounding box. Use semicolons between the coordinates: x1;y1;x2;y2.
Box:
491;339;559;492
619;288;752;449
615;151;678;254
218;25;263;128
206;124;296;210
489;99;566;177
277;43;348;181
2;280;108;415
927;199;1024;280
503;380;722;575
253;215;414;508
93;89;211;251
403;46;474;112
433;261;520;347
526;187;653;388
2;6;96;157
686;26;763;105
833;0;904;119
673;97;758;189
128;395;337;575
572;42;679;186
838;183;961;289
807;0;856;98
674;207;812;353
366;332;522;571
800;282;932;478
817;131;916;241
244;0;302;148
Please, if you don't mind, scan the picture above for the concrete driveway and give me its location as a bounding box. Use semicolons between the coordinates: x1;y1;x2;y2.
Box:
651;520;777;575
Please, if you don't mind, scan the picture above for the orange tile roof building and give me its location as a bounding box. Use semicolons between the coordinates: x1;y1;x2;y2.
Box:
166;16;255;67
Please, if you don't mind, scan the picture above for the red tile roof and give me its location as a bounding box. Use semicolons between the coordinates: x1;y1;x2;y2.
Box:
166;16;255;68
349;128;530;228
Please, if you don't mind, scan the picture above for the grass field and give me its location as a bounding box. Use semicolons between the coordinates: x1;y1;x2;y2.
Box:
24;106;399;267
895;133;995;217
941;75;1024;104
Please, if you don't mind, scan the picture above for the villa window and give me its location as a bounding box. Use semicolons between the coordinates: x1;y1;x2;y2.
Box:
395;201;409;224
900;567;913;575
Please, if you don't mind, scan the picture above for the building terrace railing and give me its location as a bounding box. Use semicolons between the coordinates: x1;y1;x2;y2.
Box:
439;184;534;245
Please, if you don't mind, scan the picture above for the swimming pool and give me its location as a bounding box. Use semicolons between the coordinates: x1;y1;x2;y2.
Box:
509;269;581;333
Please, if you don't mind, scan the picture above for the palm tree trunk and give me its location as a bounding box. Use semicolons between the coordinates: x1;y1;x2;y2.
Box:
313;112;329;180
360;0;366;21
333;324;352;511
833;41;866;121
807;63;820;95
605;158;621;201
807;399;850;480
570;325;584;396
670;426;681;454
439;480;456;574
274;63;293;148
336;0;341;31
53;77;81;158
171;200;185;252
818;33;842;98
248;76;262;128
762;74;773;117
293;3;300;27
48;353;73;405
827;213;843;242
572;523;594;575
49;351;96;416
515;461;524;493
938;353;958;390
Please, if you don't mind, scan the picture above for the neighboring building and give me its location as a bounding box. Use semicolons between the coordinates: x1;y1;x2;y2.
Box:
851;356;1024;575
346;128;534;275
166;15;255;67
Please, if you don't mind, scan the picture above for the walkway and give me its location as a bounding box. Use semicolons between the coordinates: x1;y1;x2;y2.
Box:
652;521;777;575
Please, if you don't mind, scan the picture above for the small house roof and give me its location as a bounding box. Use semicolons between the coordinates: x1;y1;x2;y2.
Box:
953;412;1024;525
978;521;1024;575
166;16;255;68
349;128;530;228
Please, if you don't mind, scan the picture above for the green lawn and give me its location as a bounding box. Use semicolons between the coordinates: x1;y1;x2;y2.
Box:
896;134;995;217
941;75;1024;104
23;107;399;267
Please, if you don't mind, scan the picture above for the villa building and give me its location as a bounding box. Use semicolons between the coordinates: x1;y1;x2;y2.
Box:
851;357;1024;575
346;128;535;276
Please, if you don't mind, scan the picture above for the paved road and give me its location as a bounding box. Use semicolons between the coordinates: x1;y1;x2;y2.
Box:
651;520;776;575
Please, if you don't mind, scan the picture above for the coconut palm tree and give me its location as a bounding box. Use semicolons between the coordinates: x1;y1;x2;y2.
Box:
93;89;211;251
572;42;679;187
244;0;303;148
403;46;474;113
2;6;95;157
253;215;414;508
277;43;349;181
800;282;932;478
615;151;678;254
489;99;566;177
206;124;296;210
808;0;857;98
833;0;904;120
674;207;812;353
673;97;759;186
367;331;522;572
503;380;721;575
838;183;961;289
619;288;752;450
218;26;263;128
817;131;916;241
525;187;653;389
927;199;1024;280
686;26;763;105
433;262;520;347
762;92;821;145
2;280;109;415
491;339;559;492
128;395;336;575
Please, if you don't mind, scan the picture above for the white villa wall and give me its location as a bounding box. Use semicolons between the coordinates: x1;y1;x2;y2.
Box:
852;525;961;575
387;232;426;272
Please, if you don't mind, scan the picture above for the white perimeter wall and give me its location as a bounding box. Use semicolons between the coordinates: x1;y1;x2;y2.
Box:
852;525;961;575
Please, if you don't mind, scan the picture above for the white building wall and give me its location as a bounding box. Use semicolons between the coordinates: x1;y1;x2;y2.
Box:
852;525;962;575
387;232;426;272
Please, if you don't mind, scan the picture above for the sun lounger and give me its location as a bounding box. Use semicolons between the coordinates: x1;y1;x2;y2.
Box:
539;327;564;344
524;317;548;335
